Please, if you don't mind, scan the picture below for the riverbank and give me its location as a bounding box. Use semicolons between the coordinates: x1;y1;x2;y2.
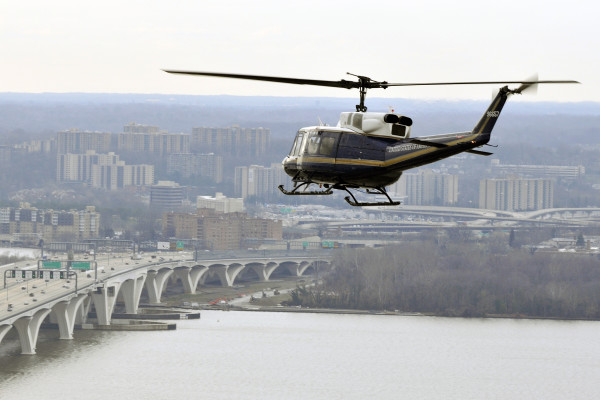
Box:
157;276;600;322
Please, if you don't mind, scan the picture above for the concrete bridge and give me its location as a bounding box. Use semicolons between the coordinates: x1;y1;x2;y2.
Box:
0;252;331;355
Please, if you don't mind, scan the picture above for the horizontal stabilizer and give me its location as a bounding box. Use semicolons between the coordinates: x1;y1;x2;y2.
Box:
466;149;493;156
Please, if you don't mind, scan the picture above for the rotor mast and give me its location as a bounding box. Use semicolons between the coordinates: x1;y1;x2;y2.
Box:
346;72;389;112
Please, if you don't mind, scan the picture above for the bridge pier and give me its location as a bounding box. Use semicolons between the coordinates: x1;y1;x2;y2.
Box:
145;269;173;304
121;274;147;314
12;308;52;355
75;295;92;325
52;294;88;340
0;324;12;345
91;283;121;326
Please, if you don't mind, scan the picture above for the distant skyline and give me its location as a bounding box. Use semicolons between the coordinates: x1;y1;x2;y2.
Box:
1;1;596;102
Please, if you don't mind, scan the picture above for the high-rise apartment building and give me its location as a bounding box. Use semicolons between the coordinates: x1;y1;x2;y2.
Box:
118;130;190;155
90;163;154;190
57;129;111;154
162;210;282;250
123;122;160;134
167;153;223;183
57;151;120;183
234;164;290;199
57;150;154;189
389;169;458;206
0;204;99;243
490;159;585;181
479;178;554;211
191;125;270;156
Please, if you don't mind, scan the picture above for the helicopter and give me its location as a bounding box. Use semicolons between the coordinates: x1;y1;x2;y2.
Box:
163;70;578;206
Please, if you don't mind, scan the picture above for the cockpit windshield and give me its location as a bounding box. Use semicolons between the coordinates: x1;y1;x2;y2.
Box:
288;131;305;156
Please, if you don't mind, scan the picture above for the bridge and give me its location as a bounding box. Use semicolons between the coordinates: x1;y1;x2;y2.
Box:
295;206;600;238
0;251;331;355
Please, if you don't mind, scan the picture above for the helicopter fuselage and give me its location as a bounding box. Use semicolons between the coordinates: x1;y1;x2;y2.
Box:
282;126;490;189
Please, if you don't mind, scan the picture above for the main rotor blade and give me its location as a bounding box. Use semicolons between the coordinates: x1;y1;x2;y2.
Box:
163;70;360;89
382;80;579;87
163;70;579;92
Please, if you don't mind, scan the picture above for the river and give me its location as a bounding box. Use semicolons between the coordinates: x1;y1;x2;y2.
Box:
1;311;599;399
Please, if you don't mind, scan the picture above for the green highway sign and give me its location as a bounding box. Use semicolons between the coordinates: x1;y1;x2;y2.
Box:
176;241;184;250
72;262;91;270
42;261;62;269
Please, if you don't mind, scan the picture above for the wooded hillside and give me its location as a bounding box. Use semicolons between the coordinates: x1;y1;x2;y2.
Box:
287;237;600;319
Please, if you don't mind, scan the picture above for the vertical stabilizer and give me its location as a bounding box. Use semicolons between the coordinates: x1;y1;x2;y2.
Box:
472;86;510;136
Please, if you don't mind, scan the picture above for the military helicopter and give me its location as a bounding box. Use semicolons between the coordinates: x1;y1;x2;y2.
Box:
164;70;578;206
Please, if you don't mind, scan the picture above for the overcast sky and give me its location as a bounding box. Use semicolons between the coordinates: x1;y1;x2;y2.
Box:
1;0;596;102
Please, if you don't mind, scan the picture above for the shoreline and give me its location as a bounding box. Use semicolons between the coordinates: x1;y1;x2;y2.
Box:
233;306;600;322
160;277;600;323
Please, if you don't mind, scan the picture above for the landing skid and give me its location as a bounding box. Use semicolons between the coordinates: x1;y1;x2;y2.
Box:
278;183;333;196
343;187;401;207
279;182;400;207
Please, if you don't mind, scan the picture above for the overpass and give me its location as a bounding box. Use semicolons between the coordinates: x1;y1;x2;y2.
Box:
0;251;331;355
295;206;600;237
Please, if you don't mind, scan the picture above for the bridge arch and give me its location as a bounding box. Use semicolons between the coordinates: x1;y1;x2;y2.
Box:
145;267;174;304
13;308;53;355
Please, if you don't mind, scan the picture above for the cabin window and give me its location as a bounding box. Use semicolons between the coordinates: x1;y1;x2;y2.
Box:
306;134;321;155
304;131;337;157
318;135;336;156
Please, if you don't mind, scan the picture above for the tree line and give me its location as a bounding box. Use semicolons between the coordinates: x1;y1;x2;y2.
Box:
285;236;600;319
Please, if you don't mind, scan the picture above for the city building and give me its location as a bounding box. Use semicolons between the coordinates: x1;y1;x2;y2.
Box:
162;209;282;250
90;163;154;190
57;150;154;189
0;203;99;244
479;178;554;211
57;129;111;154
490;159;585;181
118;129;190;156
57;151;120;183
15;138;56;153
150;181;184;209
123;122;160;134
191;125;270;156
167;153;223;183
234;163;290;199
197;192;244;213
389;169;458;206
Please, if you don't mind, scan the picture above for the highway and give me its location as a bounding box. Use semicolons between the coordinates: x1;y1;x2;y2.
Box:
0;251;194;323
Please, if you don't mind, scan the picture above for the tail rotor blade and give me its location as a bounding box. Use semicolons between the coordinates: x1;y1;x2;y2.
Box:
515;73;539;95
